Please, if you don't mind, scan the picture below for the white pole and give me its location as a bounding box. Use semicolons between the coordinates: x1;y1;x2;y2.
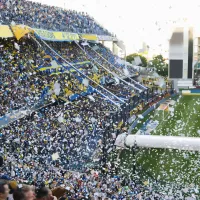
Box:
124;135;200;151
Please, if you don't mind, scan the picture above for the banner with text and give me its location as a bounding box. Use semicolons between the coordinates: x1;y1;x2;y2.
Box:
81;34;98;41
34;29;79;41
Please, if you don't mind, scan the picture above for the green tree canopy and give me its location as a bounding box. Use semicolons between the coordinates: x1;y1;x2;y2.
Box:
149;54;168;77
126;53;147;67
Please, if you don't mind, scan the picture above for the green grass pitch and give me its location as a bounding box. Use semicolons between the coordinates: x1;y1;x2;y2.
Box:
119;95;200;185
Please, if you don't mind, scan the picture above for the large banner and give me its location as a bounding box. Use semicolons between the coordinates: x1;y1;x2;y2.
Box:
34;29;79;41
0;25;117;42
0;25;13;38
81;34;98;41
11;25;33;40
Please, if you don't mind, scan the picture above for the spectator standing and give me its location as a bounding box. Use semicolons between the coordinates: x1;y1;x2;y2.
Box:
13;190;25;200
21;186;35;200
0;182;9;200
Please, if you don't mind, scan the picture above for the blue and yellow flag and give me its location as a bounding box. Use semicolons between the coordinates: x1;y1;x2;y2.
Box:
11;25;33;40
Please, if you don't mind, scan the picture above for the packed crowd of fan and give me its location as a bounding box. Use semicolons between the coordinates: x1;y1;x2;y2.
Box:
85;44;138;76
0;37;137;117
0;38;56;116
0;90;118;172
0;37;134;176
44;41;138;83
0;0;194;198
0;0;112;36
0;32;185;199
0;170;198;199
0;37;149;199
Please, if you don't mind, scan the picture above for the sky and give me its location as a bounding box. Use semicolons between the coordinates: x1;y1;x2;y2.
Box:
30;0;200;55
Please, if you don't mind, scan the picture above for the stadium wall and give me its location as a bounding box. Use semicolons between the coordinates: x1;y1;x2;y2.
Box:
182;89;200;95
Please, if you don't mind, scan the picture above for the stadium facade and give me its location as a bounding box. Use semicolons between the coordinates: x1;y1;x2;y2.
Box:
169;26;194;90
168;26;200;90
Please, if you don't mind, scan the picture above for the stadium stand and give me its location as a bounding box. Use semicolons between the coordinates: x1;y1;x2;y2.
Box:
0;0;190;199
0;37;179;198
0;0;111;35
